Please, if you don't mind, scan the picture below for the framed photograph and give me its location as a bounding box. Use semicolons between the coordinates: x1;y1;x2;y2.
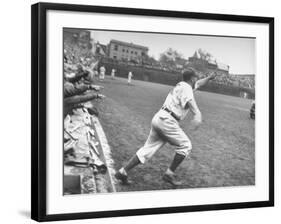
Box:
31;2;274;222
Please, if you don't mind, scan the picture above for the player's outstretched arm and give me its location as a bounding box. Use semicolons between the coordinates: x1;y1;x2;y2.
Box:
194;72;217;91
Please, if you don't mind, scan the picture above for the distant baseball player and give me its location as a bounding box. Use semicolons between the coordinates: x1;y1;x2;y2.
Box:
99;65;106;81
115;68;217;186
111;68;116;79
127;71;133;85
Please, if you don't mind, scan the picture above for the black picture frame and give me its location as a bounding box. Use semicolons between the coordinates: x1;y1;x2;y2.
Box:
31;2;274;222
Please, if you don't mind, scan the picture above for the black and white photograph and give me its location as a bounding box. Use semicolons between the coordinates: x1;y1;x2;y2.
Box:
63;28;256;195
1;0;279;223
30;2;274;221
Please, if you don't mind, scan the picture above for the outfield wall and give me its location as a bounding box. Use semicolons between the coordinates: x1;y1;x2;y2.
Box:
199;83;255;99
100;60;181;85
100;60;255;99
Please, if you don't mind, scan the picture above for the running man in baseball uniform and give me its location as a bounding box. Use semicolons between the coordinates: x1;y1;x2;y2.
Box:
115;68;217;186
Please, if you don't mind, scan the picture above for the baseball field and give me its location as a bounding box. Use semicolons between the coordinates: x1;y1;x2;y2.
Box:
96;76;255;192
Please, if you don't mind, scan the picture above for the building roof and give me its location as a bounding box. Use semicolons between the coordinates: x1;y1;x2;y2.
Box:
109;39;149;51
217;62;229;71
208;60;216;65
192;50;200;59
189;49;229;72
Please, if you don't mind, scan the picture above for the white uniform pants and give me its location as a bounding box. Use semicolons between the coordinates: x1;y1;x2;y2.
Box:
99;71;105;80
136;110;192;163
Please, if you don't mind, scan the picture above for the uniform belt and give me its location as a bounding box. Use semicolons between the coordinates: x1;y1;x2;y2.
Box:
161;106;180;121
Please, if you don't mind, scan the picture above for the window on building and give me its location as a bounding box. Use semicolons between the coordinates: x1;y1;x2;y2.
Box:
113;55;117;59
126;49;129;53
135;51;137;55
114;44;118;51
122;49;125;52
131;51;134;54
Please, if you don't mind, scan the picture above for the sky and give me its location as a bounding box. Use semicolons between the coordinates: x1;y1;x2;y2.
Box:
90;30;255;74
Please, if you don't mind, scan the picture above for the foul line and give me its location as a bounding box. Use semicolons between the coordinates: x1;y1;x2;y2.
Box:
91;115;117;193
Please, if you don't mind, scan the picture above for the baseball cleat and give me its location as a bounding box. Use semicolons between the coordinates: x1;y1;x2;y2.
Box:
115;171;132;185
162;173;182;187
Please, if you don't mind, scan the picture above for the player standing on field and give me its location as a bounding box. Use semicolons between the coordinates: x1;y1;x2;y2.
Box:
115;68;217;187
127;71;133;85
111;68;116;79
99;65;106;81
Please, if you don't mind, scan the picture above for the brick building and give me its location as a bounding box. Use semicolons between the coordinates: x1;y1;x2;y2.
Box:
107;39;149;61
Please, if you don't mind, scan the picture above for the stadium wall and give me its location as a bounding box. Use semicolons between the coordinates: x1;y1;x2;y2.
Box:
199;83;255;99
100;59;181;85
100;60;255;99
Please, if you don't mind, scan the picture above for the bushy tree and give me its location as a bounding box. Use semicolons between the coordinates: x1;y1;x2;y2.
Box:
159;48;186;68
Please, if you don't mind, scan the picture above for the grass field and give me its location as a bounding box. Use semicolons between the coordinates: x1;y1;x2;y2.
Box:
96;76;255;192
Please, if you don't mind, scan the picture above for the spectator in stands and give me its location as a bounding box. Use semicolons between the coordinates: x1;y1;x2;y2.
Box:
64;77;104;117
64;81;102;98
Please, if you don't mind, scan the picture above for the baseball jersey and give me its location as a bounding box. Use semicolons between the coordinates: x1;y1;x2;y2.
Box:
163;81;195;121
111;69;115;76
128;72;133;78
100;66;105;73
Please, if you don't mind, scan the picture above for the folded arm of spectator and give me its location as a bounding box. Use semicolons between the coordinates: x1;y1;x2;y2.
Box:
65;70;89;83
64;82;91;97
64;92;105;106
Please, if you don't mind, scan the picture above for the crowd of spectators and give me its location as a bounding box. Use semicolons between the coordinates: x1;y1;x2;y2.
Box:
192;67;254;89
100;56;255;89
198;70;255;89
63;33;111;190
228;74;255;89
63;43;105;118
101;57;183;74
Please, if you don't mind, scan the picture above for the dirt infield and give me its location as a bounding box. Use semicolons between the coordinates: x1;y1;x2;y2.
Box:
96;76;255;192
